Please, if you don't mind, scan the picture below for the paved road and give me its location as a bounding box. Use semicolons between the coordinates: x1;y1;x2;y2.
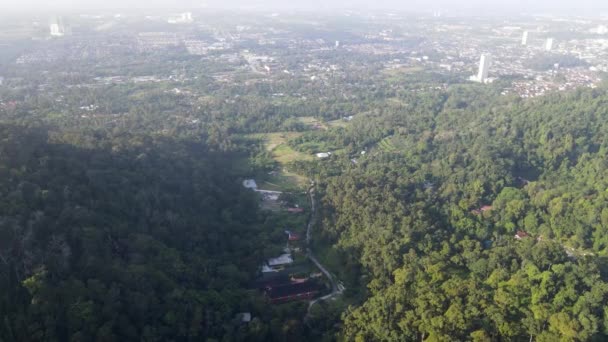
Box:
305;187;315;244
306;184;344;313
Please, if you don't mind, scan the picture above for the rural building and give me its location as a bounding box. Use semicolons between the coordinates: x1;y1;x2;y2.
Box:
243;179;258;190
265;281;321;304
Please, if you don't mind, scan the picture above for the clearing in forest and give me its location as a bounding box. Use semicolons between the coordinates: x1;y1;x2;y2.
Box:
243;132;312;190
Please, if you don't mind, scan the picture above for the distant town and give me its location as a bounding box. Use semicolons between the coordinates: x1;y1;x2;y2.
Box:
1;10;606;103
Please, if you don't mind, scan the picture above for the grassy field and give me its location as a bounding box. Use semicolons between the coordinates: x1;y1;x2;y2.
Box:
297;116;331;130
326;118;350;128
242;132;313;190
244;132;302;150
243;132;312;163
384;66;424;83
260;171;309;191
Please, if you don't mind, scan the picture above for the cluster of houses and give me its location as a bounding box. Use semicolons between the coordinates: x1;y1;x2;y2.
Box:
254;228;321;304
242;178;322;304
257;245;322;303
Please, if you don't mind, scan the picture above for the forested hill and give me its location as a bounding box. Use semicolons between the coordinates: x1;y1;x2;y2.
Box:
0;125;266;341
300;86;608;341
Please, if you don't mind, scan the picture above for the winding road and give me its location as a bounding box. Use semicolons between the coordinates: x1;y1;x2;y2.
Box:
306;184;344;312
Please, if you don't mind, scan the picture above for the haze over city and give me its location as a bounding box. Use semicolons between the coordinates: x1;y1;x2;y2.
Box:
3;0;608;14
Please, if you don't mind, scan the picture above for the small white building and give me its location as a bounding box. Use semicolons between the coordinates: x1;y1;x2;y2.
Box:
316;152;332;159
267;253;293;267
168;12;193;24
261;265;278;273
243;179;258;190
238;313;252;323
545;38;554;51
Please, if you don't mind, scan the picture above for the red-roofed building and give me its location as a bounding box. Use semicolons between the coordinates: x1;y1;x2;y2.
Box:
515;231;530;240
265;281;321;304
287;208;304;213
288;232;301;241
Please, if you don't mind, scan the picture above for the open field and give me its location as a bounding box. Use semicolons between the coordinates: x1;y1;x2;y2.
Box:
242;132;313;190
326;119;350;128
383;66;424;83
261;170;310;191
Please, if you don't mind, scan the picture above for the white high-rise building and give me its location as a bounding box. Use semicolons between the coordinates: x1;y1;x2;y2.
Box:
545;38;554;51
182;12;193;23
49;17;65;37
168;12;193;24
335;40;340;48
476;54;491;83
521;31;529;45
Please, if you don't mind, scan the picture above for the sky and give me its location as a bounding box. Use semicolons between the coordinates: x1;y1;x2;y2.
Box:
1;0;607;15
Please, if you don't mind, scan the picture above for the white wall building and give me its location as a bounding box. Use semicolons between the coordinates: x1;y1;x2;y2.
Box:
49;17;65;37
472;54;491;83
545;38;554;51
168;12;194;24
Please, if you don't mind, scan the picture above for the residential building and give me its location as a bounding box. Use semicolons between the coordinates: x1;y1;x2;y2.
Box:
265;281;321;304
50;17;65;37
545;38;554;51
470;54;491;83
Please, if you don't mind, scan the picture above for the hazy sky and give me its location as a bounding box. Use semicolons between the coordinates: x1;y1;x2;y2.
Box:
2;0;607;14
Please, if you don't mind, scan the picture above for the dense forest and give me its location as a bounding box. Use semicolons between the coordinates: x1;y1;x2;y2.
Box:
0;126;248;340
292;85;608;341
0;124;321;341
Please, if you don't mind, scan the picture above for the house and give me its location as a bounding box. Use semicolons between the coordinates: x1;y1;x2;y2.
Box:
290;276;309;283
252;272;290;289
515;231;530;240
267;253;293;267
284;230;302;241
287;207;304;213
265;281;321;304
236;312;252;323
257;190;281;201
316;152;331;159
261;264;279;273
